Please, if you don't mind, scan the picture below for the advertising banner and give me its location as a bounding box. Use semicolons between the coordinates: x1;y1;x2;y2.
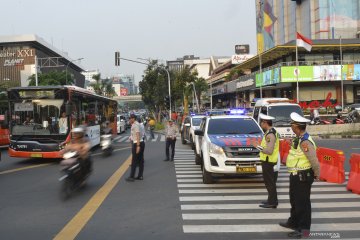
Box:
256;68;280;87
281;64;360;83
281;66;313;82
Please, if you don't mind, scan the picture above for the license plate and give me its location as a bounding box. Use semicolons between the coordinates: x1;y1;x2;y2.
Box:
236;166;257;173
30;153;43;158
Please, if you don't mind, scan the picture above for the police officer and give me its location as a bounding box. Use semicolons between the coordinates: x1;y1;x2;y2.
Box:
279;112;320;238
252;113;280;209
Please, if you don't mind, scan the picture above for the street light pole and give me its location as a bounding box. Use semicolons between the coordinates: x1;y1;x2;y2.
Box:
66;58;84;85
340;36;344;111
191;82;200;113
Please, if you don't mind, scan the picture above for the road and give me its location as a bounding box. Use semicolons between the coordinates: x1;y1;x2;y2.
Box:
0;132;359;239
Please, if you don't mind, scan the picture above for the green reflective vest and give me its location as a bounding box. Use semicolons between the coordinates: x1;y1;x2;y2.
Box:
286;134;316;173
260;128;279;163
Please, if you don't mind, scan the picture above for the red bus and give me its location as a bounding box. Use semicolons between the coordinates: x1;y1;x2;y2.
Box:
0;90;9;146
7;86;117;158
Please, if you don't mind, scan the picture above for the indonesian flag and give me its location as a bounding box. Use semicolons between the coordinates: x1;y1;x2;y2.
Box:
296;32;313;52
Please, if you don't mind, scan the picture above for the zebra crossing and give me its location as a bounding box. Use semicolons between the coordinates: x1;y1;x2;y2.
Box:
174;146;360;238
113;133;165;143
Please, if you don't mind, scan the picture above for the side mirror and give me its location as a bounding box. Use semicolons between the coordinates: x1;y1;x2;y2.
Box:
65;103;73;116
194;129;204;136
184;123;191;127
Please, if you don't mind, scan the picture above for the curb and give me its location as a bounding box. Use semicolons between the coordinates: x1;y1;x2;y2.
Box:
318;135;360;139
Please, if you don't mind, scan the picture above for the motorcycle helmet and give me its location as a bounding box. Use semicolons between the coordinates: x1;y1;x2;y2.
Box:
71;126;86;138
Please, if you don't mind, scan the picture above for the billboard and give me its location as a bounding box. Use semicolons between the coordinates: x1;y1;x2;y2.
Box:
281;64;360;83
120;88;128;96
256;68;280;87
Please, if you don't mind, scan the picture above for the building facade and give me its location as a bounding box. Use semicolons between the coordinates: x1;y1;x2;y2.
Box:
257;0;360;52
0;35;85;88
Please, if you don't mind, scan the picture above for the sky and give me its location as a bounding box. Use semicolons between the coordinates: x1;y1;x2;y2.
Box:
2;0;257;84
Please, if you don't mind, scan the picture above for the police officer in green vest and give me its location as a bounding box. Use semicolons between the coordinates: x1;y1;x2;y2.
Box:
252;113;280;209
279;112;320;239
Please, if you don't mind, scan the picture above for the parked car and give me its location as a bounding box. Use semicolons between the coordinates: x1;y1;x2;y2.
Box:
181;115;205;149
117;114;126;134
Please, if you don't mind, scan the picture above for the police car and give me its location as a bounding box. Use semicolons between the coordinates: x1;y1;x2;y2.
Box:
181;114;205;149
194;110;263;184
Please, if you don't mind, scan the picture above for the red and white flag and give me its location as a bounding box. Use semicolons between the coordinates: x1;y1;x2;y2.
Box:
296;32;313;52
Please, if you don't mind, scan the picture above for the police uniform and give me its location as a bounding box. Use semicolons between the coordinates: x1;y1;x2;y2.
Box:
256;113;280;208
279;112;320;238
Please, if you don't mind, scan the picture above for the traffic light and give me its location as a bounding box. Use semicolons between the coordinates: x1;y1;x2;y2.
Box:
164;96;170;109
115;51;120;66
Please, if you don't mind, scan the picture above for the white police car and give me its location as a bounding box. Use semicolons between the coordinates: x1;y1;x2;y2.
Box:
181;114;205;149
194;111;263;184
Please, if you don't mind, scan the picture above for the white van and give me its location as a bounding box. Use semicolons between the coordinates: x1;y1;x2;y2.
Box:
252;98;304;138
117;114;126;134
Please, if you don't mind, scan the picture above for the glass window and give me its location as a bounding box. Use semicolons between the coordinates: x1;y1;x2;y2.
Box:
207;118;262;135
268;105;303;127
192;118;202;126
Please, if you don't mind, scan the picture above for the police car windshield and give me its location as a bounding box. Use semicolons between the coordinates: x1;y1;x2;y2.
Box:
192;118;202;126
269;105;303;127
207;118;262;135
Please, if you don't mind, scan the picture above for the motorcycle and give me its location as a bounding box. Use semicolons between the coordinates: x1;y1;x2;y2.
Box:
101;133;113;156
59;151;91;200
310;117;331;125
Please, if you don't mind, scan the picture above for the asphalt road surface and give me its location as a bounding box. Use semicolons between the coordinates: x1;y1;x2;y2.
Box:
0;132;359;240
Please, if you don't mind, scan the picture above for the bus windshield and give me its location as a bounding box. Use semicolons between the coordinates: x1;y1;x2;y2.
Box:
10;99;66;136
268;105;303;127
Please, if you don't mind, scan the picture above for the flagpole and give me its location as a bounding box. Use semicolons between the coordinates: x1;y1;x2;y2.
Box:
296;34;299;103
340;35;344;111
259;52;263;99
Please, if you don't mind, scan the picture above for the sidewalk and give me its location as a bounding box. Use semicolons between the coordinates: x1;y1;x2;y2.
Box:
316;134;360;139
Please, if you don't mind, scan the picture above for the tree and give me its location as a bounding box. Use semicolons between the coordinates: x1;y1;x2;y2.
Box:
28;71;74;86
90;74;117;97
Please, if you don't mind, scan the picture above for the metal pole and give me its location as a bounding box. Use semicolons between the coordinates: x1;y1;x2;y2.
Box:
296;40;299;103
164;68;171;119
259;53;263;98
340;36;344;111
192;83;200;113
210;81;213;111
35;55;38;86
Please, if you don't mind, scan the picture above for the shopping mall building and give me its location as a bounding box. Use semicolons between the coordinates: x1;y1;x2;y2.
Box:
207;0;360;109
0;34;85;88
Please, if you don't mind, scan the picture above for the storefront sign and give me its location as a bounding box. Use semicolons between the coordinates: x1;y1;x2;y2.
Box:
235;45;249;54
231;54;253;64
14;102;34;112
236;79;254;88
4;58;25;67
0;49;34;58
297;92;338;109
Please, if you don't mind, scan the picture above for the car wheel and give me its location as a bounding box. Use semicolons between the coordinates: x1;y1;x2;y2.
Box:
202;164;214;184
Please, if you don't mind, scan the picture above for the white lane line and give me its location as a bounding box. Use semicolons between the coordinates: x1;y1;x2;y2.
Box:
117;136;129;142
176;171;202;174
179;194;358;201
182;211;360;220
174;163;197;166
178;186;347;194
175;168;201;170
177;175;202;178
177;179;203;183
183;223;360;233
151;134;159;142
181;201;360;210
177;181;346;188
173;160;195;162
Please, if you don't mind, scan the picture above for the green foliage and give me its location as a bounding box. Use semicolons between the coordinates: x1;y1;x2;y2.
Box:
225;68;244;81
90;74;117;97
28;71;74;86
154;122;165;130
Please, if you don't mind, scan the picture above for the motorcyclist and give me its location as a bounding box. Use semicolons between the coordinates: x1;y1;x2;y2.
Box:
62;126;92;173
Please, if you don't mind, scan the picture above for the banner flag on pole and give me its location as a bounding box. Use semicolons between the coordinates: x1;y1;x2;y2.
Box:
296;32;313;52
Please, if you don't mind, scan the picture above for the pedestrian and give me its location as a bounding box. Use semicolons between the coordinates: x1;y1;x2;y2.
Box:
252;113;280;209
164;119;178;161
148;117;156;139
126;114;145;182
279;112;320;239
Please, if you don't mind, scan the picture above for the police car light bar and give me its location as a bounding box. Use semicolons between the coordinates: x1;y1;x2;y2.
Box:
229;109;245;115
